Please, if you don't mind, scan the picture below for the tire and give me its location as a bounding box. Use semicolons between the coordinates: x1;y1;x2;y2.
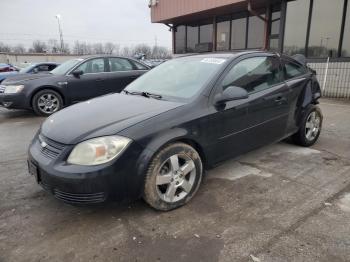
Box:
143;142;203;211
32;89;63;116
292;104;323;147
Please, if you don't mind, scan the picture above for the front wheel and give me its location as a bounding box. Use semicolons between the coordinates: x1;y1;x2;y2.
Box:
32;89;63;116
143;143;203;211
292;105;323;147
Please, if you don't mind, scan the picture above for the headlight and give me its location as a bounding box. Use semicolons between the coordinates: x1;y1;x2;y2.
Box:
67;136;131;166
4;85;24;94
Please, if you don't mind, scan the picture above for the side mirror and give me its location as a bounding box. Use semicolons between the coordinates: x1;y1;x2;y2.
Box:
214;86;248;105
72;70;84;77
33;68;39;74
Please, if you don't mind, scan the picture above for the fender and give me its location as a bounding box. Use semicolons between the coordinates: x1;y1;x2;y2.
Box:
132;127;201;198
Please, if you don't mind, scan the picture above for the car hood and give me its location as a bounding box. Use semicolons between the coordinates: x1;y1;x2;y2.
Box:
2;73;53;84
41;93;184;145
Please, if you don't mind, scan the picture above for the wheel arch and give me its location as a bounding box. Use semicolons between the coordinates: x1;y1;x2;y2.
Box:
30;86;66;108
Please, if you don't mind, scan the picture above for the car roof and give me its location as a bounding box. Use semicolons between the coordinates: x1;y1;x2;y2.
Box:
78;55;151;68
176;50;274;59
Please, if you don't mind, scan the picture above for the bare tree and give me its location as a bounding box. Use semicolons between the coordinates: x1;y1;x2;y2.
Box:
0;42;11;53
133;44;152;58
73;41;92;55
12;44;26;54
121;46;132;57
103;42;116;54
151;46;171;59
47;39;60;53
92;43;104;54
32;40;47;53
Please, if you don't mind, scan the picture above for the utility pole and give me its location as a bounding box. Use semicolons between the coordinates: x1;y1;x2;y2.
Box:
55;14;64;53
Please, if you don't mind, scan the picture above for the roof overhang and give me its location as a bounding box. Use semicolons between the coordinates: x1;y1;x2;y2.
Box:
150;0;277;24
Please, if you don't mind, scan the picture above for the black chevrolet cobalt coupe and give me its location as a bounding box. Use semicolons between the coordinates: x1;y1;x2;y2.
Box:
28;51;322;210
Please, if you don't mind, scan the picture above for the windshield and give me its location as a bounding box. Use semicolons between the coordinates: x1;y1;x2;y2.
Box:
125;57;227;101
19;65;34;73
51;58;84;75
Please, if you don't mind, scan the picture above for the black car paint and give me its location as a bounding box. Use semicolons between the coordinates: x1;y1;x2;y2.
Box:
28;51;321;204
0;56;150;110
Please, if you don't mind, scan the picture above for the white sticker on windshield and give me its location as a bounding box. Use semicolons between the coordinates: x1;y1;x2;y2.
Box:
200;58;226;64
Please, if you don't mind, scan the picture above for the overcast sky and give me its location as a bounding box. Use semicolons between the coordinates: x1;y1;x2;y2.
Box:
0;0;171;49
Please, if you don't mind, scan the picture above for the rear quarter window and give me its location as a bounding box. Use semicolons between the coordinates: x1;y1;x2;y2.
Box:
283;60;307;80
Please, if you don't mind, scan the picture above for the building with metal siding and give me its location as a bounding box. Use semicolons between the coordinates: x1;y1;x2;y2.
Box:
150;0;350;98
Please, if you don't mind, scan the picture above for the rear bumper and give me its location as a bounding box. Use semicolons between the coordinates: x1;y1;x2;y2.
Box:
28;135;148;204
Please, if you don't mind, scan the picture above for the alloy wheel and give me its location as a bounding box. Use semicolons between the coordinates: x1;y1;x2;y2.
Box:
37;93;60;114
305;111;321;141
156;154;196;203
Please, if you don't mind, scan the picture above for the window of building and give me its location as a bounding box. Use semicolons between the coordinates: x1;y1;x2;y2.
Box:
269;39;279;51
216;17;231;51
269;6;281;52
342;2;350;57
175;25;186;54
247;14;265;49
199;22;213;52
283;0;310;55
283;60;307;80
270;10;281;35
187;25;199;52
308;0;343;57
220;56;281;93
231;16;247;49
200;23;213;44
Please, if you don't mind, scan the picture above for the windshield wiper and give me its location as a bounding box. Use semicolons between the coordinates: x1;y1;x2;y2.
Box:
122;90;162;99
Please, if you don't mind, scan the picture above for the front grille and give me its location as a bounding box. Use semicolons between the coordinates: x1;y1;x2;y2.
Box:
53;189;106;204
37;135;66;159
0;85;5;93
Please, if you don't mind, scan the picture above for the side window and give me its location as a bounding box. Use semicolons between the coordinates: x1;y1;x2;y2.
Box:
48;64;57;71
109;58;133;72
76;58;105;74
133;61;148;70
220;56;281;93
37;65;49;72
283;60;306;80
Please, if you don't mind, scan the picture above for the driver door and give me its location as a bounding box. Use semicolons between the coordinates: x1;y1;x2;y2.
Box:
206;54;289;163
67;58;108;102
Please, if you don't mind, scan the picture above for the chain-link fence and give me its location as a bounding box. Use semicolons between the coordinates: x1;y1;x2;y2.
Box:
308;62;350;99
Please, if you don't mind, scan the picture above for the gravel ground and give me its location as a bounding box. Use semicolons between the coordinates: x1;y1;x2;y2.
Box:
0;99;350;262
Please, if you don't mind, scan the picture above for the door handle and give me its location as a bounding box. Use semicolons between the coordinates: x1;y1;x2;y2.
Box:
275;96;287;105
96;78;104;82
275;96;283;102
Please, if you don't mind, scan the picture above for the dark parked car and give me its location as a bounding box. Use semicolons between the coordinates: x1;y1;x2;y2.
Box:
0;62;59;83
0;56;150;115
28;51;322;211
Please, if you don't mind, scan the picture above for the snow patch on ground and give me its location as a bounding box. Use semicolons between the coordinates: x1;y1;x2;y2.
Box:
338;193;350;213
209;162;272;181
272;144;321;156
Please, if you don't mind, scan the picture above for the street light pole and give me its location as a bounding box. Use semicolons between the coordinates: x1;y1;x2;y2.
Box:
55;14;64;53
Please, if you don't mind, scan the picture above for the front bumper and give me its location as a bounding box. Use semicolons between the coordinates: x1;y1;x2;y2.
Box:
0;91;27;109
28;134;147;204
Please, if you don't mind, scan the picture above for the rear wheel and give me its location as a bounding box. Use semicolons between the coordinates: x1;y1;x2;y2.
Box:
143;143;203;211
292;105;323;147
32;89;63;116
